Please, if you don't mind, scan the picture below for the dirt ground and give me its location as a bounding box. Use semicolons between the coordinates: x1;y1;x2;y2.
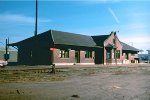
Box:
0;64;150;100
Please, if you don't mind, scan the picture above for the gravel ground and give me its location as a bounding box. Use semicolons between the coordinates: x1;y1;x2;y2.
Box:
0;64;150;100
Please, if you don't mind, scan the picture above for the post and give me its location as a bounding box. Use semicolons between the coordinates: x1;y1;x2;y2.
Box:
115;49;117;65
5;39;9;61
51;64;55;74
6;39;7;55
50;48;55;74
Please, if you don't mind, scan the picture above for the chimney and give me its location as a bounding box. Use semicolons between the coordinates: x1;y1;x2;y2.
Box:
110;31;114;35
111;31;119;35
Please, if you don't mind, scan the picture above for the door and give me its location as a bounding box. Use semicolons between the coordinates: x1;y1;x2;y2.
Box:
106;49;111;63
95;49;104;64
75;51;80;63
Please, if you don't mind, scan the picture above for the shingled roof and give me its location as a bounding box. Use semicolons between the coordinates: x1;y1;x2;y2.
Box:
121;42;139;52
92;34;139;52
51;30;97;47
9;30;99;48
92;35;109;46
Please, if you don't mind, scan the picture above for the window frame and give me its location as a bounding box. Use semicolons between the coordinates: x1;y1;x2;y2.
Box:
131;54;135;56
126;53;129;59
85;51;92;58
116;50;120;59
113;39;115;44
106;50;111;60
59;49;69;58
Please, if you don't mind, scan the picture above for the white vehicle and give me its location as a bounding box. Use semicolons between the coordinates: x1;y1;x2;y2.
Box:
0;60;8;67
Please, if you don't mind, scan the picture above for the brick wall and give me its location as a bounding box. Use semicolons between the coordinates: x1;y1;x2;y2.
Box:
80;50;94;63
104;32;123;64
53;49;94;65
122;52;138;64
53;49;75;64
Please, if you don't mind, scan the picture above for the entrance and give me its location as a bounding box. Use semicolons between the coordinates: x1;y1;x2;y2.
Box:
106;49;112;64
75;51;80;63
95;49;104;64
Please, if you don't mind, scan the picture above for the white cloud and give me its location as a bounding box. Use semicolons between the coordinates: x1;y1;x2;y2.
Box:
121;36;150;53
0;13;52;25
121;36;150;44
108;7;120;24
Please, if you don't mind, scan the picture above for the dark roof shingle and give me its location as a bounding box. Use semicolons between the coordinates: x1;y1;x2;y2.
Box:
121;42;139;52
9;30;98;48
51;30;97;47
92;35;109;46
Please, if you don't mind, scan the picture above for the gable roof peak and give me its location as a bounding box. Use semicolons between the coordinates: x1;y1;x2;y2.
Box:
110;31;119;36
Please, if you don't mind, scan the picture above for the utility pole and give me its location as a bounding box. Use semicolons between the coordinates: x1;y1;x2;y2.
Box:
34;0;38;36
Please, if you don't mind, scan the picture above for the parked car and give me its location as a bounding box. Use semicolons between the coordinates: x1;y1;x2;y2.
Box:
0;60;8;68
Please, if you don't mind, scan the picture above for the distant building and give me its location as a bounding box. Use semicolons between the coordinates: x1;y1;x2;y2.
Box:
147;50;150;62
9;30;139;65
121;42;139;64
0;47;17;62
138;50;150;63
147;50;150;54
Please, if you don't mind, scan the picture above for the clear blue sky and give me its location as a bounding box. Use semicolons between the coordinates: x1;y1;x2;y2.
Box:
0;0;150;53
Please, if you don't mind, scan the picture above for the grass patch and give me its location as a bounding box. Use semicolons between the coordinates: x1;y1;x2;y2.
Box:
0;68;101;83
0;66;142;83
0;70;67;83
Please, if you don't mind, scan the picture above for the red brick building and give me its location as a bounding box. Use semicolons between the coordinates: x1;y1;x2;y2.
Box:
121;42;139;64
92;32;123;64
9;30;100;65
92;32;139;64
9;30;139;65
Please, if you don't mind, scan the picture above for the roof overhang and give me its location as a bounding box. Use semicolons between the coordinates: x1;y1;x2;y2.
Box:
55;43;102;48
105;44;116;49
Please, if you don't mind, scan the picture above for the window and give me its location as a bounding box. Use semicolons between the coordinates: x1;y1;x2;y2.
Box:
112;49;115;59
107;52;111;59
126;53;129;59
131;54;135;56
116;50;120;59
59;50;69;58
113;39;115;44
30;51;32;57
106;51;111;60
85;51;92;58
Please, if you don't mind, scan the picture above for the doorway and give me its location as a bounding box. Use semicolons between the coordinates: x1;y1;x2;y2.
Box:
106;49;112;64
75;51;80;63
